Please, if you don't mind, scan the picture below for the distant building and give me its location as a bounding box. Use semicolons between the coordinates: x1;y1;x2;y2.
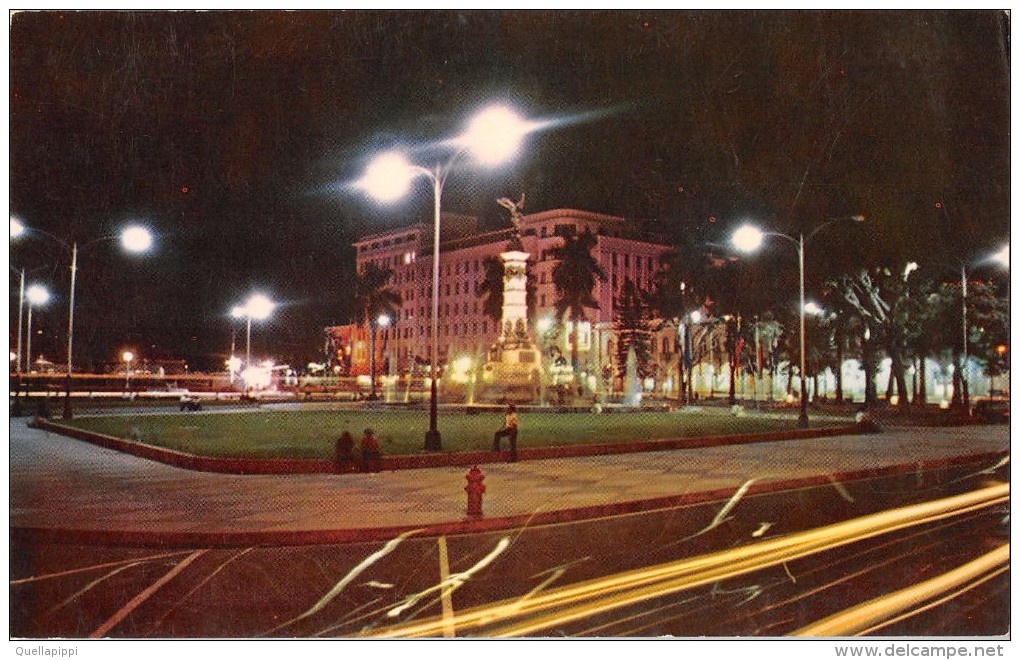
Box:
332;208;1008;407
345;208;674;381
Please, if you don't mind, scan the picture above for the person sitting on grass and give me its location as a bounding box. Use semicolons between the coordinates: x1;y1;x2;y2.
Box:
361;428;382;473
492;403;519;462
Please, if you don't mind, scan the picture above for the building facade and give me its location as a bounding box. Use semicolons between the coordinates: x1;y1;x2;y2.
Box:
329;208;1007;406
345;208;674;383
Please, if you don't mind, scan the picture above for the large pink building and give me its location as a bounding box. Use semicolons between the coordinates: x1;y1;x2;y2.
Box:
350;208;673;379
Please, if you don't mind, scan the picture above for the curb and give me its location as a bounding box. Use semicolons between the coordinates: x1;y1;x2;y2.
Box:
32;417;873;475
10;450;1006;549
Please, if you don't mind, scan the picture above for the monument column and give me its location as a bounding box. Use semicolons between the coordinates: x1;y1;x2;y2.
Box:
499;250;531;344
478;194;543;402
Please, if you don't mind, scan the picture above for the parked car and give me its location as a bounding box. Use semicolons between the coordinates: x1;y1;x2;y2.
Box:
179;395;203;412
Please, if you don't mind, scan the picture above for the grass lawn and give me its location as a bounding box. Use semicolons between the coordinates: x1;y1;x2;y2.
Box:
64;407;850;460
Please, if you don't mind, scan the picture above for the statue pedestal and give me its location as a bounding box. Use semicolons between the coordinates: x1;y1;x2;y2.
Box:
478;249;543;403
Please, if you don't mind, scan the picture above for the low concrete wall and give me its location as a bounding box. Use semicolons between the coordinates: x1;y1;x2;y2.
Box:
33;416;871;476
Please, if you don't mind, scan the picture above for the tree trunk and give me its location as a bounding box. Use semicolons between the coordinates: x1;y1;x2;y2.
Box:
862;333;878;407
889;348;909;407
917;355;927;405
728;361;737;405
675;327;686;404
951;352;967;411
570;322;580;377
834;340;844;402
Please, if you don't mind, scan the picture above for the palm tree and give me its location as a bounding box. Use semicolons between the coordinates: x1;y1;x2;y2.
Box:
614;278;654;381
550;229;607;374
351;263;402;394
477;257;504;323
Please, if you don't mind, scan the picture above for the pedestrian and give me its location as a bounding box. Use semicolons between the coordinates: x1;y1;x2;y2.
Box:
492;403;519;462
361;428;382;472
335;430;356;473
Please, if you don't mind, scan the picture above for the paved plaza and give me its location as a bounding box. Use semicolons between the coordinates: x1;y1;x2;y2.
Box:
8;417;1009;545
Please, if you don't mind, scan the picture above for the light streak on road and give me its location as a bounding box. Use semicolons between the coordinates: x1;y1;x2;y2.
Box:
89;549;208;638
144;547;254;635
364;482;1008;638
47;562;148;617
386;536;511;618
264;528;422;635
791;543;1009;637
680;478;757;542
9;549;197;585
828;476;856;503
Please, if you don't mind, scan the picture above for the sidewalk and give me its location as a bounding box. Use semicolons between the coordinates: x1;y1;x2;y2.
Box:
8;417;1009;547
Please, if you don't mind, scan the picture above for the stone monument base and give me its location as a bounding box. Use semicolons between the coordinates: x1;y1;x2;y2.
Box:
478;342;542;403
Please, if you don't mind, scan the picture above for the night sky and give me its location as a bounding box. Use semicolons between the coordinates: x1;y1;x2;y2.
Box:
8;10;1011;372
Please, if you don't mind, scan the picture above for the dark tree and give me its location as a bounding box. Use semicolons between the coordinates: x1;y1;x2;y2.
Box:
550;229;607;373
834;264;927;407
614;278;654;381
351;262;401;386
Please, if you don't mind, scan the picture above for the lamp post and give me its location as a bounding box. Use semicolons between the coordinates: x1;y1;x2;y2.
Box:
732;215;865;428
369;313;391;400
122;350;135;391
11;221;154;419
359;105;535;451
227;310;243;384
24;284;50;377
63;227;154;418
13;267;25;374
11;219;28;414
12;268;26;415
232;294;275;388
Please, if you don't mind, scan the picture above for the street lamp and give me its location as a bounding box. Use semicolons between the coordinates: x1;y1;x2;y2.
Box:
11;267;25;375
11;217;29;381
232;293;275;378
732;215;865;428
359;104;535;450
11;218;29;414
122;350;135;390
803;301;825;317
992;246;1009;269
24;284;50;375
369;313;392;400
64;226;154;418
10;221;154;418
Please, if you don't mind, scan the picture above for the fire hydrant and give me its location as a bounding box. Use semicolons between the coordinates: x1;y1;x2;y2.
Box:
465;466;486;518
